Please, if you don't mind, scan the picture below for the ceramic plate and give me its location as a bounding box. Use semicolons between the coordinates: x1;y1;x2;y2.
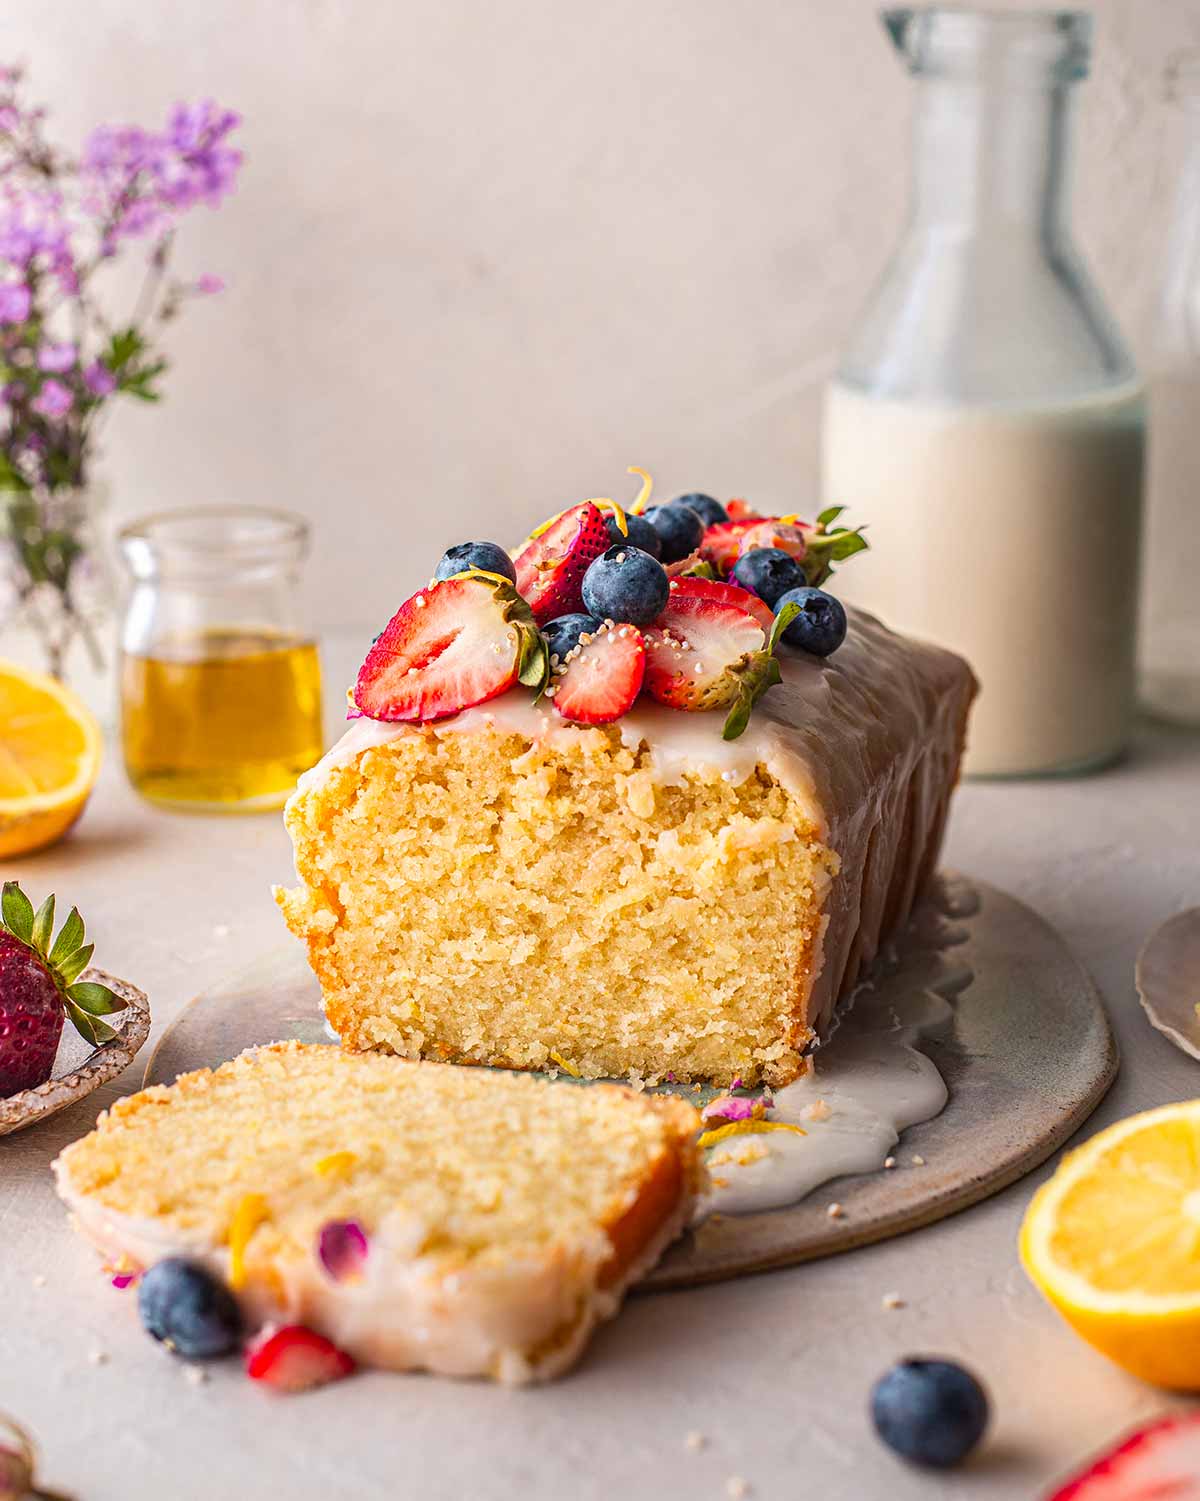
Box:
0;968;150;1137
1136;906;1200;1062
142;878;1116;1289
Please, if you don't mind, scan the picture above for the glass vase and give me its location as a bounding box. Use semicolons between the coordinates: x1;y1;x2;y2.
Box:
0;483;118;723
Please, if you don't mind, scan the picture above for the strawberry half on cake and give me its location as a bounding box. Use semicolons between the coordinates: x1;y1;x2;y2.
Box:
277;483;977;1087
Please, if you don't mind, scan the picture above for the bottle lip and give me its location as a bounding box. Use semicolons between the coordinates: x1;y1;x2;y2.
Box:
119;505;309;580
883;7;1092;83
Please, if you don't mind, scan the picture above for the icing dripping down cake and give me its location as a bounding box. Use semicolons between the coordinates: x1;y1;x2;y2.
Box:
277;608;976;1087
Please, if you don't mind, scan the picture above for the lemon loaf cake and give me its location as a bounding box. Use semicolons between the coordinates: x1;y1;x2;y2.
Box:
54;1041;703;1384
278;603;975;1088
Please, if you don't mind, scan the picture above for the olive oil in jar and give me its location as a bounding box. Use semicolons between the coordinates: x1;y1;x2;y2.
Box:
121;628;323;810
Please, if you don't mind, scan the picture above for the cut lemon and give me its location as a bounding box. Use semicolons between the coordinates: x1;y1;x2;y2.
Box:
0;660;102;858
1021;1100;1200;1389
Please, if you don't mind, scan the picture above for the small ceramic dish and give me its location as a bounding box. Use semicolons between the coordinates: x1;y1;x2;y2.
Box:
1136;907;1200;1063
0;969;150;1137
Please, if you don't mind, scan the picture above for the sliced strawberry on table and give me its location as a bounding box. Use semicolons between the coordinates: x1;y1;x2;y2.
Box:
666;574;776;632
1048;1412;1200;1500
245;1324;356;1393
644;591;797;739
512;501;610;623
353;574;548;723
551;621;645;725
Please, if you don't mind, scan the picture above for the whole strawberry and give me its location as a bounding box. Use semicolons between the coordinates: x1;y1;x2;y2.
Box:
0;882;125;1097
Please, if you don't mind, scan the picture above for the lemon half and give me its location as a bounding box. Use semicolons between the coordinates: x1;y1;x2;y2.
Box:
0;660;102;858
1021;1100;1200;1389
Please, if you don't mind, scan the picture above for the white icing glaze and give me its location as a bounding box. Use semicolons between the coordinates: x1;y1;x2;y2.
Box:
54;1164;697;1386
695;878;973;1219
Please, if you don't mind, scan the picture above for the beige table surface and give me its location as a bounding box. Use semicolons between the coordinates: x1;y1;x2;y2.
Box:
4;655;1200;1500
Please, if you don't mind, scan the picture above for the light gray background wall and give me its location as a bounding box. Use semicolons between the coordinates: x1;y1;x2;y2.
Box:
15;0;1200;629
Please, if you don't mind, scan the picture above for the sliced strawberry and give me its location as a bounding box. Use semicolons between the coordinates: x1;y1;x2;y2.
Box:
354;575;548;722
666;574;776;632
698;518;767;576
512;502;610;623
551;621;645;725
1049;1413;1200;1500
245;1325;356;1394
736;518;811;563
644;591;787;741
724;498;763;522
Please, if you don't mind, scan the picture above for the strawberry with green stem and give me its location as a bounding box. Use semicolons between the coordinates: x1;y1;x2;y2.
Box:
643;595;804;741
0;882;125;1096
801;505;868;586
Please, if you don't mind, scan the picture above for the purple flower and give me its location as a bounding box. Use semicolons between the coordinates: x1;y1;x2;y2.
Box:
83;360;116;397
82;100;242;247
31;378;72;419
194;273;224;294
0;281;30;324
2;380;24;403
37;341;75;374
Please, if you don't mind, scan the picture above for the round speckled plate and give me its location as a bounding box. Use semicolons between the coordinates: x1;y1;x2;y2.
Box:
1136;906;1200;1062
0;969;150;1137
143;878;1115;1289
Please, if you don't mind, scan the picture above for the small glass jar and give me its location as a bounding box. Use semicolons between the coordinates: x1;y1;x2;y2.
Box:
118;507;323;811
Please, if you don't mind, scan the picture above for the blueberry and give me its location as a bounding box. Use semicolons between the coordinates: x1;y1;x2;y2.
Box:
730;547;806;608
543;612;602;662
138;1258;243;1360
669;493;727;528
604;511;662;559
643;504;705;565
871;1358;989;1469
434;541;517;584
582;546;670;627
773;586;848;657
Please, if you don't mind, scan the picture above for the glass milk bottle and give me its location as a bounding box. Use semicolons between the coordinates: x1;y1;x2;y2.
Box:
1141;55;1200;727
822;8;1145;777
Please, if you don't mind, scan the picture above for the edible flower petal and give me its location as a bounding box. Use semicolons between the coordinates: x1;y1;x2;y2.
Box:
316;1219;369;1284
701;1093;774;1124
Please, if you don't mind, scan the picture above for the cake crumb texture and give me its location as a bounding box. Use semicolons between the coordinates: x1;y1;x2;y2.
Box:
278;728;836;1087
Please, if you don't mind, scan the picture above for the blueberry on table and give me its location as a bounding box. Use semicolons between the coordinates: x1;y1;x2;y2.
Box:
730;547;806;608
434;541;517;584
604;511;662;559
774;585;848;657
643;504;705;564
138;1257;242;1359
581;547;670;628
542;612;602;662
669;492;727;527
870;1358;989;1469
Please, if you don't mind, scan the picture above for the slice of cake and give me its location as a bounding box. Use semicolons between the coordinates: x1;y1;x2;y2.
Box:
54;1041;703;1384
